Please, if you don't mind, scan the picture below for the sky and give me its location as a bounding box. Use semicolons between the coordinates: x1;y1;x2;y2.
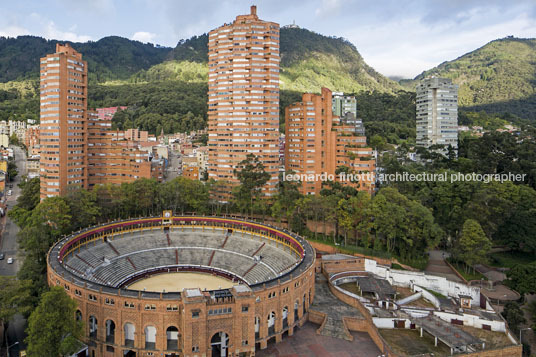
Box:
0;0;535;78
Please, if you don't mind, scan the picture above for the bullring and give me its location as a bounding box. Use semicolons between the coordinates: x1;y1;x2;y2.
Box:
47;214;316;357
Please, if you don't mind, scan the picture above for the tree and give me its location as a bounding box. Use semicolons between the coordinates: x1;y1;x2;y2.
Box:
9;133;19;146
232;154;270;217
271;172;302;225
455;219;492;272
66;189;101;230
502;302;526;335
505;262;536;296
0;276;35;321
25;286;83;357
370;187;443;260
7;159;18;181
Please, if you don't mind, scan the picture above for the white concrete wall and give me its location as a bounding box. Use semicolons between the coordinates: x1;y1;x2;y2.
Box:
373;317;411;329
433;311;506;332
413;285;441;309
365;259;482;308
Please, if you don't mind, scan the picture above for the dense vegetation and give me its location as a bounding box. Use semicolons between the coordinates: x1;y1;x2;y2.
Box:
89;81;207;134
402;37;536;120
0;35;171;83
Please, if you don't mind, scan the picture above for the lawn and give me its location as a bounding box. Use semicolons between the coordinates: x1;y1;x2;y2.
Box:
489;251;535;269
448;260;487;282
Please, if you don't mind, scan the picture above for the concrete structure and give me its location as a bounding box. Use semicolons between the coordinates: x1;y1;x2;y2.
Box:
207;6;280;198
27;156;40;178
416;77;458;151
47;215;315;357
39;43;88;198
124;128;149;143
196;146;209;172
324;255;521;356
0;134;8;148
25;125;40;156
285;88;375;195
331;92;357;118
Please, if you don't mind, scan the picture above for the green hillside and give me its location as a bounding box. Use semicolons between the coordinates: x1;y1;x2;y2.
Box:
141;27;400;93
0;35;171;83
402;37;536;119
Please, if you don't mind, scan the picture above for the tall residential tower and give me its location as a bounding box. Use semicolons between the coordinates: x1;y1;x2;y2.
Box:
416;77;458;151
40;44;88;199
207;6;280;197
285;88;375;195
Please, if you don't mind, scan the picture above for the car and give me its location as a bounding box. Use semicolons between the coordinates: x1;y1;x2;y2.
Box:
7;257;13;264
0;253;4;260
7;190;12;196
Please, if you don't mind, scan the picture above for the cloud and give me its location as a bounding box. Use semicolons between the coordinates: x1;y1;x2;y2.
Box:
43;20;92;42
0;25;30;38
315;0;343;17
132;31;157;43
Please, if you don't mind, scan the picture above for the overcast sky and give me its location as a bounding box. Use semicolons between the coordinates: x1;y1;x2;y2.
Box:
1;0;535;78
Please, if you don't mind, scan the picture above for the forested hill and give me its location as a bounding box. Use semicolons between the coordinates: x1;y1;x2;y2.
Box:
401;37;536;120
160;27;400;93
0;35;172;83
0;28;400;94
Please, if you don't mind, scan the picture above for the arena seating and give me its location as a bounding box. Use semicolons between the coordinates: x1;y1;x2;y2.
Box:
65;227;300;287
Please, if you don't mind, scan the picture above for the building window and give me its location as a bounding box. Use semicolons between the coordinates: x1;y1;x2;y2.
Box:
192;311;200;318
88;294;97;302
105;298;115;306
242;340;248;346
242;305;249;313
124;301;135;309
144;304;156;311
192;346;199;352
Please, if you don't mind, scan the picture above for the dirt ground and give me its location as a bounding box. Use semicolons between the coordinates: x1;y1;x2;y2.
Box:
460;325;514;350
380;328;452;356
127;272;236;292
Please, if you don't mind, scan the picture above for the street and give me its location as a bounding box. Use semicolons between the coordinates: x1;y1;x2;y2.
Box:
0;146;28;357
0;145;27;276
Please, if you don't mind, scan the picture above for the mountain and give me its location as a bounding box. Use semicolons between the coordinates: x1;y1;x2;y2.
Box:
402;37;536;120
0;35;172;83
160;27;400;93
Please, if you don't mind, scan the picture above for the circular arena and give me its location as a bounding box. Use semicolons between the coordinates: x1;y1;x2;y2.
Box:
47;214;316;357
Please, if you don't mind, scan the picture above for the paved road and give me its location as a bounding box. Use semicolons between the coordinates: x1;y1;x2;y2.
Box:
424;250;463;283
164;151;181;182
0;145;27;277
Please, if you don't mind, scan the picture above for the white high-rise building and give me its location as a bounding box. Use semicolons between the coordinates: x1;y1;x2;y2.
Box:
416;77;458;151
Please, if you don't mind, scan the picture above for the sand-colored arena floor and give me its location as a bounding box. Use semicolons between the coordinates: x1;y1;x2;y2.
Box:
127;272;237;292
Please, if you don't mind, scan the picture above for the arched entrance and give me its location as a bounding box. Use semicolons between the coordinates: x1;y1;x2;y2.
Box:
166;326;179;350
89;316;97;338
124;323;135;348
145;325;156;349
106;320;115;344
254;316;260;339
282;306;288;328
267;311;276;335
210;332;229;357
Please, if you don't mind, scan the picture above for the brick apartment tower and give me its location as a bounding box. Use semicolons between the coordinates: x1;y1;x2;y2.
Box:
285;88;375;195
40;44;88;199
207;5;280;198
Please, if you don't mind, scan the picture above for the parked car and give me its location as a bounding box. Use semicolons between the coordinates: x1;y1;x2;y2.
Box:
0;253;4;260
7;257;13;264
7;190;12;196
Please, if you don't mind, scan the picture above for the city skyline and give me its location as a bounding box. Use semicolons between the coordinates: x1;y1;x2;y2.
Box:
0;1;534;78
